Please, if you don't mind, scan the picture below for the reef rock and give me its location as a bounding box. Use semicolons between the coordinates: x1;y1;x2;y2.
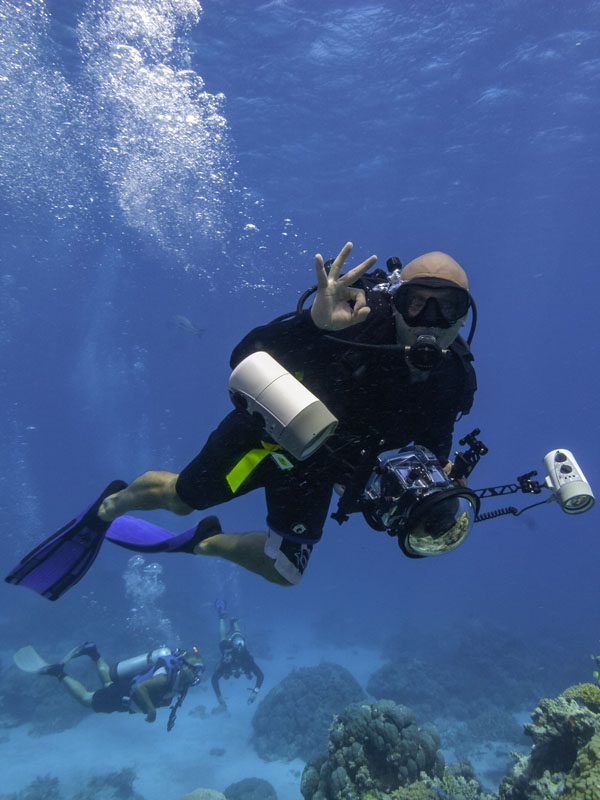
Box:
178;790;226;800
252;662;365;762
223;777;277;799
498;684;600;800
0;775;62;800
300;699;444;799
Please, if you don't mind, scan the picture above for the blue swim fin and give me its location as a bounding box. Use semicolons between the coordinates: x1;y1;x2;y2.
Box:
5;480;127;601
106;515;222;554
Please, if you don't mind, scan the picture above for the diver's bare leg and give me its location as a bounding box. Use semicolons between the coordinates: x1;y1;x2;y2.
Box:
61;676;95;708
99;473;292;585
98;471;192;522
198;532;292;586
95;657;112;687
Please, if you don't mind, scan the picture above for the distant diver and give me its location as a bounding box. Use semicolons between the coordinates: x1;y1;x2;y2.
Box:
14;642;204;730
211;599;264;711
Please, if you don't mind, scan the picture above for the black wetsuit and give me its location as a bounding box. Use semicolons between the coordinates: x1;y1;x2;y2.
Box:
91;660;181;714
211;644;264;701
176;281;477;554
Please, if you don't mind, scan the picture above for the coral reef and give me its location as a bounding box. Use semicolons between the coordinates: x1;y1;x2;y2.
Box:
561;732;600;799
367;657;527;759
562;683;600;714
178;791;226;800
369;621;550;749
0;775;62;800
252;662;365;762
498;687;600;799
430;760;497;800
377;621;577;722
0;663;89;736
223;776;277;799
72;768;144;800
0;769;143;800
300;699;445;799
299;682;600;799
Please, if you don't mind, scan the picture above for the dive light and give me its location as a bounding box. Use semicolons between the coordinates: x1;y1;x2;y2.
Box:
229;351;338;461
543;449;595;514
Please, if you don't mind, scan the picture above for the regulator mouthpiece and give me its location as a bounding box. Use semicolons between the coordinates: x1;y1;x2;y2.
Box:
229;352;338;461
543;449;595;514
405;335;446;371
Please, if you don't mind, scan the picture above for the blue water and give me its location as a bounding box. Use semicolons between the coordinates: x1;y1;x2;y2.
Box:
1;1;599;798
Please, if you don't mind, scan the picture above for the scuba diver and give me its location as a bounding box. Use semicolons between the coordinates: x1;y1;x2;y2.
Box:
5;241;594;596
6;240;480;595
211;600;264;711
13;642;205;730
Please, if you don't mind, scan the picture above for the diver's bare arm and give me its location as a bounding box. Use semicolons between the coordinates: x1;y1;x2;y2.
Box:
133;676;165;723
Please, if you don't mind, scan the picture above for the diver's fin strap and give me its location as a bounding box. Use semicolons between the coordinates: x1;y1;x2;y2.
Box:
226;442;290;493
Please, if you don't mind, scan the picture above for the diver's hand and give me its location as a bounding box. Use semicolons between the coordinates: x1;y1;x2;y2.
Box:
247;688;259;705
145;709;157;723
444;461;467;487
311;242;377;330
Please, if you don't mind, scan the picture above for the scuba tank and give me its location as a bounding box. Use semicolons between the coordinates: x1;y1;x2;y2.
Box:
109;646;171;683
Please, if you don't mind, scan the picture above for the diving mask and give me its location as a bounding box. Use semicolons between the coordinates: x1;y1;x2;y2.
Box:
393;279;471;329
179;647;205;685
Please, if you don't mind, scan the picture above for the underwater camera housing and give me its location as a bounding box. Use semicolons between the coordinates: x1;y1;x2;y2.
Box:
543;449;595;514
361;446;480;558
229;351;338;461
357;434;595;559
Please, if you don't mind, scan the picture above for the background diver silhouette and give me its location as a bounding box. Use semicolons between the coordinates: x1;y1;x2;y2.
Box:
13;642;204;728
211;600;264;710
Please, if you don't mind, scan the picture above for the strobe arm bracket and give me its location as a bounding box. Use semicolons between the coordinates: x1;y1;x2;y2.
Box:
472;469;552;523
473;470;545;500
451;433;549;523
517;471;544;494
450;428;489;482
